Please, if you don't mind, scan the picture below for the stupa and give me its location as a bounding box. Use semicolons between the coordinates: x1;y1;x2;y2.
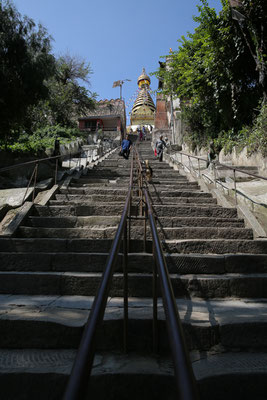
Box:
130;68;156;129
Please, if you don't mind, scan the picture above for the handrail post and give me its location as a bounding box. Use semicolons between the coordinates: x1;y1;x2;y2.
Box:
55;158;58;185
140;169;143;216
213;162;217;188
144;193;147;252
22;163;37;205
233;168;237;206
69;153;71;169
198;158;200;177
32;162;38;203
152;243;158;354
188;156;191;173
123;221;128;353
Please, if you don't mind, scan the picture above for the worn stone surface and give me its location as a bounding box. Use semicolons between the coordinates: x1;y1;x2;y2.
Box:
0;140;267;398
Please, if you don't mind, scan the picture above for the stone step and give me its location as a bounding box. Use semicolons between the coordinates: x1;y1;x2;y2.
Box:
99;162;172;169
78;172;188;180
1;238;266;254
0;238;146;253
162;239;267;254
0;349;266;400
0;271;267;298
26;216;244;229
33;204;131;217
193;351;267;400
65;181;201;191
33;203;236;218
1;296;267;352
153;205;238;218
18;226;253;240
86;166;176;174
49;196;218;206
0;252;266;274
58;188;212;198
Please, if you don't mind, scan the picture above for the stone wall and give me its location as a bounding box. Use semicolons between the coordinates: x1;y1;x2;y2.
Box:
219;146;267;176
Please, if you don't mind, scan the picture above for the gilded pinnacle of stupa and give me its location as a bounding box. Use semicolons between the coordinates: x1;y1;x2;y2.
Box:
137;67;151;88
130;67;156;126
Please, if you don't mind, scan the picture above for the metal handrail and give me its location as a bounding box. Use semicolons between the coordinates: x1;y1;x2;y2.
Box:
134;146;199;399
0;150;85;206
176;151;267;181
172;150;267;206
63;156;134;400
0;153;70;173
143;189;199;400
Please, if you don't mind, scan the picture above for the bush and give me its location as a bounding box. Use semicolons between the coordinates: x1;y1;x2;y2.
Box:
0;125;82;155
214;102;267;157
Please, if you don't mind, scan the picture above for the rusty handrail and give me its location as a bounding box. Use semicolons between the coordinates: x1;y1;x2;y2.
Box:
63;155;134;400
143;189;199;400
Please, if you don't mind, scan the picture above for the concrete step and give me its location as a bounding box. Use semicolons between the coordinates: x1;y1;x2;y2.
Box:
0;296;267;351
26;216;245;229
99;162;172;169
0;238;149;253
0;349;266;400
0;271;267;298
153;205;238;218
162;239;267;254
0;252;266;274
58;188;213;198
18;226;253;240
49;197;218;206
78;172;189;180
65;182;201;191
1;237;266;254
31;202;237;218
193;351;267;400
33;204;131;217
32;203;239;218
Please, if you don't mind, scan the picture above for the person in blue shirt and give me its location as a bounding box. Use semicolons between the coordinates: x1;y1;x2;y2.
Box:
120;135;132;159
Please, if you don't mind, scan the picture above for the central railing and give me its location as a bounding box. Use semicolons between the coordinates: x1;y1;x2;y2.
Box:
63;144;199;399
134;146;199;400
63;156;134;400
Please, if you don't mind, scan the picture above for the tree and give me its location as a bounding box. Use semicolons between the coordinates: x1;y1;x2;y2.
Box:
0;0;55;143
154;0;266;147
27;54;96;129
47;55;96;126
230;0;267;99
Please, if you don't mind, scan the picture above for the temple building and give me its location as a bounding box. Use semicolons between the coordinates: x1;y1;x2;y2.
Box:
78;99;126;141
130;68;156;130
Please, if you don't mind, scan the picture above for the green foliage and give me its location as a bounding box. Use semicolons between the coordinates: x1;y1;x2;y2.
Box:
0;125;81;155
215;102;267;156
0;0;55;141
26;54;97;130
0;2;96;152
153;0;267;152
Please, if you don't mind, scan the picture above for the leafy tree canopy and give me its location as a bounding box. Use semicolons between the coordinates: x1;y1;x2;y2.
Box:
154;0;267;148
0;0;55;141
0;1;96;147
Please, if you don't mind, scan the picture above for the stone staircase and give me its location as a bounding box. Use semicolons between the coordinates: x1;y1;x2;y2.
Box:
0;141;267;399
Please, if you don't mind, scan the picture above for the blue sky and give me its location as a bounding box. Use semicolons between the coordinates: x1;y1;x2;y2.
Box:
13;0;222;123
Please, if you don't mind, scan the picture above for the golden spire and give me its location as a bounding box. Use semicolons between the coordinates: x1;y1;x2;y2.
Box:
137;67;151;88
131;68;155;117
